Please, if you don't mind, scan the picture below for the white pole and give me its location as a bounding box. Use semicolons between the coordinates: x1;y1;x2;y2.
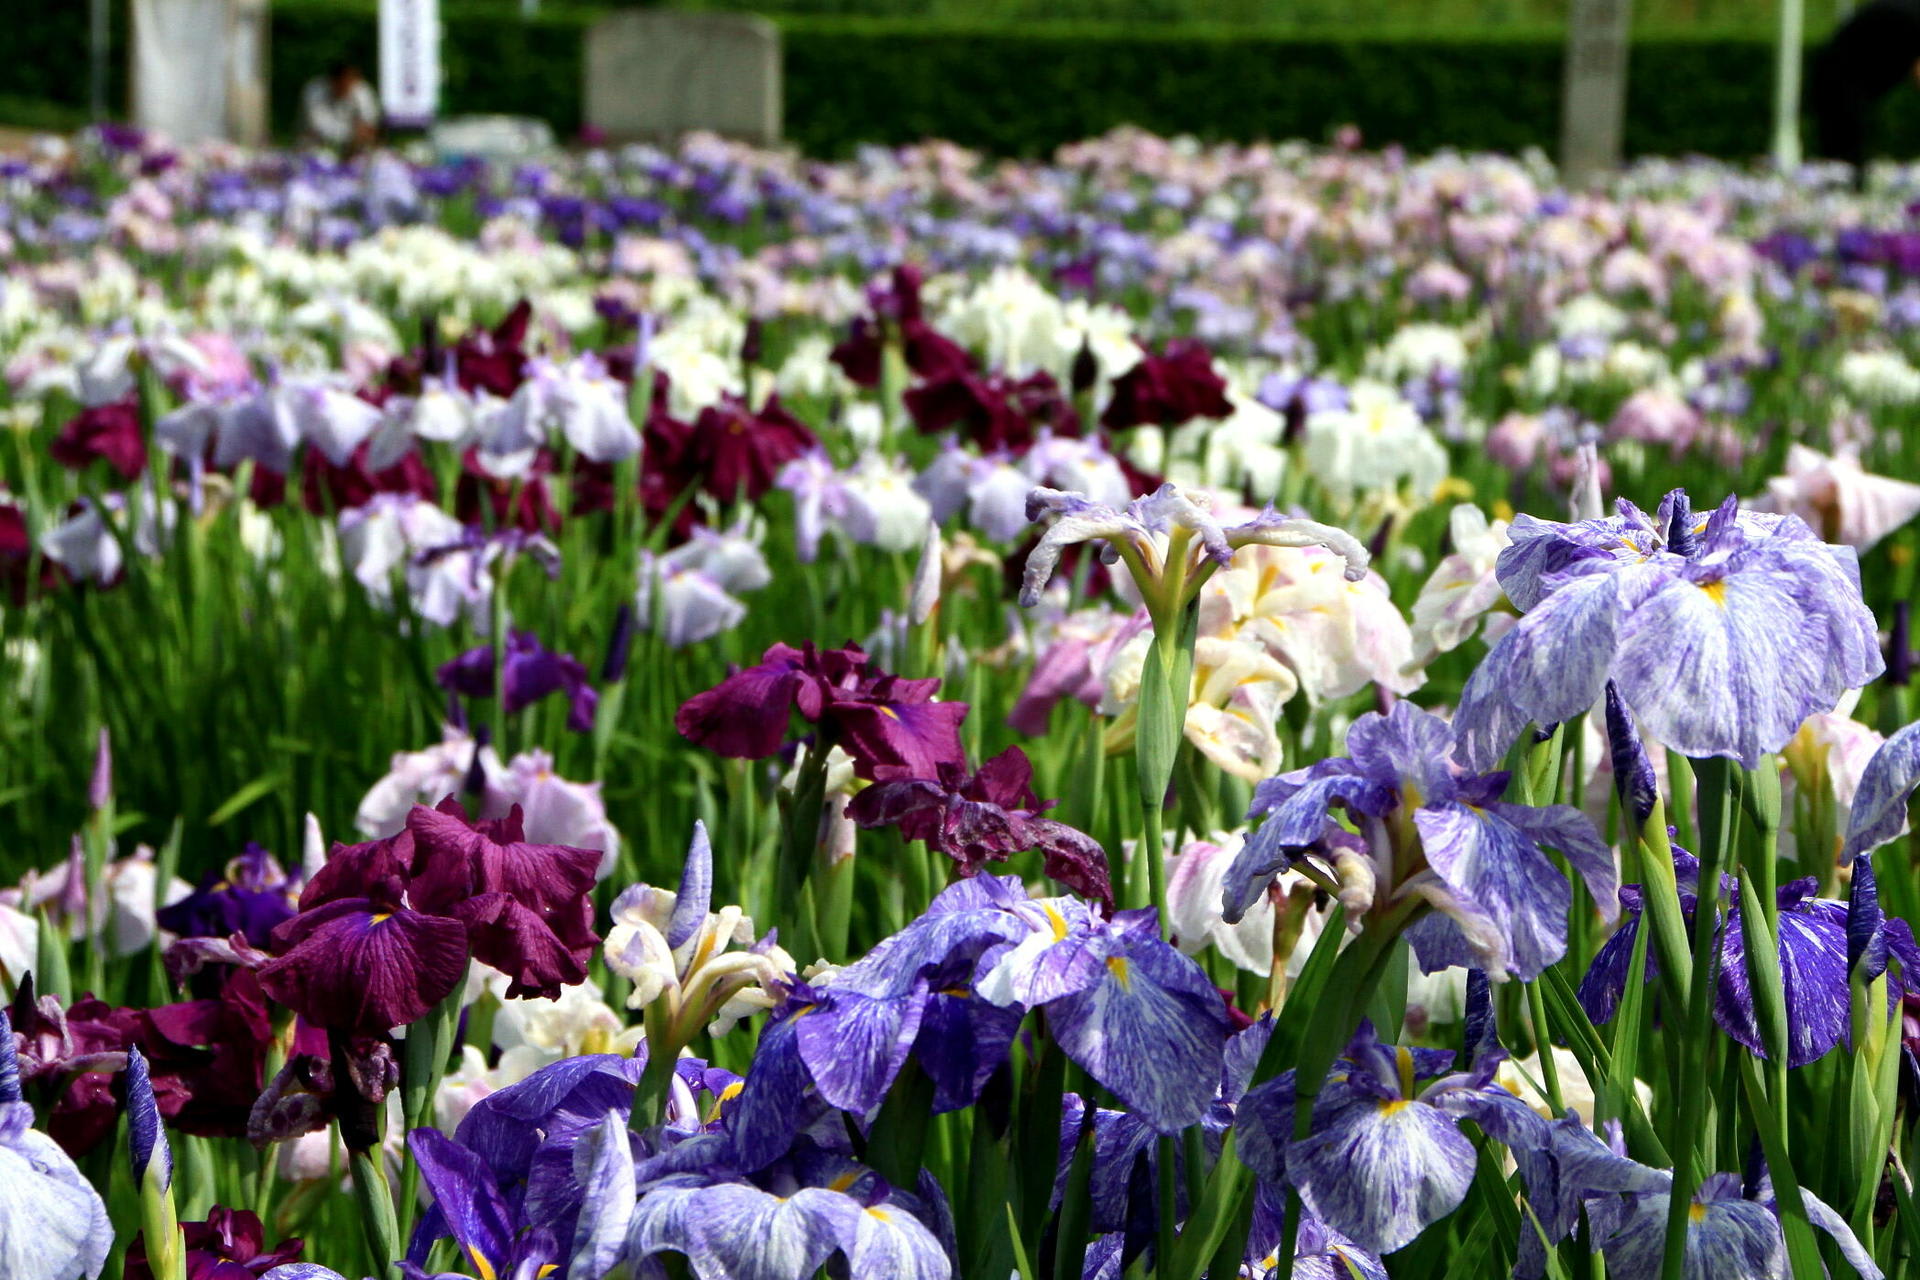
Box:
1773;0;1805;169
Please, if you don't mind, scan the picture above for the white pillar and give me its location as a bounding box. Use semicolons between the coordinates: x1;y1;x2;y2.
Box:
1772;0;1806;170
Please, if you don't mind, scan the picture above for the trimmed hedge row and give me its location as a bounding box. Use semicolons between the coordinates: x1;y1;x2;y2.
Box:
12;5;1920;161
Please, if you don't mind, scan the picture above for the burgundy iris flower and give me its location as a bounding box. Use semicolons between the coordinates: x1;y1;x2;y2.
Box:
682;394;818;503
905;368;1080;453
830;265;974;387
674;642;968;781
259;799;601;1034
51;397;148;478
1100;338;1234;430
125;1206;303;1280
437;629;599;732
848;745;1113;907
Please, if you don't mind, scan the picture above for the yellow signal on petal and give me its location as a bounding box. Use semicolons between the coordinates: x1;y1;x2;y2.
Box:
469;1249;498;1280
1106;955;1132;991
1699;579;1729;607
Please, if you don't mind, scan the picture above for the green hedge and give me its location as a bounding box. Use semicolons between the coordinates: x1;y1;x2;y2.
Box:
12;4;1920;162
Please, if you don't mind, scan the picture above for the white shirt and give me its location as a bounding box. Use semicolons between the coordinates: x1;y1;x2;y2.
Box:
302;78;381;147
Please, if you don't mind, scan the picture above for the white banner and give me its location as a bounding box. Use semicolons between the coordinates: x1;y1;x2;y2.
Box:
380;0;441;126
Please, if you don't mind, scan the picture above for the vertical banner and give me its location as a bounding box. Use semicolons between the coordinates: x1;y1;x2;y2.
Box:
1558;0;1633;187
380;0;441;128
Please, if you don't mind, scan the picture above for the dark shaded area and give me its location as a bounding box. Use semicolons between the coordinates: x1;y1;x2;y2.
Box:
11;4;1920;162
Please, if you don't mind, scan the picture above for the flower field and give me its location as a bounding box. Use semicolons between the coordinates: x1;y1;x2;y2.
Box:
7;125;1920;1279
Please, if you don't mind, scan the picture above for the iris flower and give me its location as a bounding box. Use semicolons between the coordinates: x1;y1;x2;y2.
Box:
1511;1116;1881;1280
1223;699;1618;980
728;874;1229;1170
1236;1017;1544;1254
260;799;600;1033
1454;489;1882;769
436;629;600;732
1580;842;1920;1067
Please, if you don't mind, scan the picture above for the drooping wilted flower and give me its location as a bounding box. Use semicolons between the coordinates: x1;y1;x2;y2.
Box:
847;745;1112;906
675;642;968;781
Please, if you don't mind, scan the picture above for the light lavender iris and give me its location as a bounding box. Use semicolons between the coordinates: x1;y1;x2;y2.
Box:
1454;489;1882;770
1224;700;1618;980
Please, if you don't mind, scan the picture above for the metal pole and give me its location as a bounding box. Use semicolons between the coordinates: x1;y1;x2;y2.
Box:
1772;0;1805;169
90;0;111;120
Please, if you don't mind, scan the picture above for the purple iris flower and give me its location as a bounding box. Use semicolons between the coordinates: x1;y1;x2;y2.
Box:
1223;700;1617;981
156;843;302;950
1578;844;1920;1067
1843;716;1920;860
1235;1018;1544;1255
1455;489;1882;770
729;874;1228;1171
846;746;1112;907
437;630;599;733
259;800;600;1033
1510;1116;1880;1280
675;642;969;782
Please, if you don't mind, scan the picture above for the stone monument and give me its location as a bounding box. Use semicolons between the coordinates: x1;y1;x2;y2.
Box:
584;11;782;146
1558;0;1633;186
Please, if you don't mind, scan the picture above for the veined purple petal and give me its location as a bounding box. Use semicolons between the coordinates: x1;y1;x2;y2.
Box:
0;1102;113;1280
124;1044;170;1192
793;987;929;1114
1454;571;1623;771
1043;917;1230;1132
1850;854;1890;981
1288;1089;1476;1254
0;1010;18;1104
1413;804;1572;979
666;821;714;950
627;1183;859;1280
1716;900;1850;1068
1614;560;1850;767
408;1128;517;1277
1846;719;1920;857
567;1112;636;1279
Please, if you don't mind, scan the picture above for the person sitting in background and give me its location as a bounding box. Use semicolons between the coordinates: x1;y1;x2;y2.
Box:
301;60;381;153
1809;0;1920;180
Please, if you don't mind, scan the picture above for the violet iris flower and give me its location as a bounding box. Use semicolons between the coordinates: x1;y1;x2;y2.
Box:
1223;700;1618;981
1454;489;1882;770
1843;716;1920;859
259;800;600;1033
1578;843;1920;1067
675;642;968;781
1236;1017;1544;1254
728;874;1228;1169
437;629;599;732
1510;1116;1881;1280
847;745;1112;907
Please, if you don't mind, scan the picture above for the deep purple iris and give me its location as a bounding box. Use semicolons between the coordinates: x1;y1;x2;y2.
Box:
675;641;968;781
125;1206;302;1280
156;843;301;950
258;799;601;1033
848;745;1112;907
437;629;599;732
